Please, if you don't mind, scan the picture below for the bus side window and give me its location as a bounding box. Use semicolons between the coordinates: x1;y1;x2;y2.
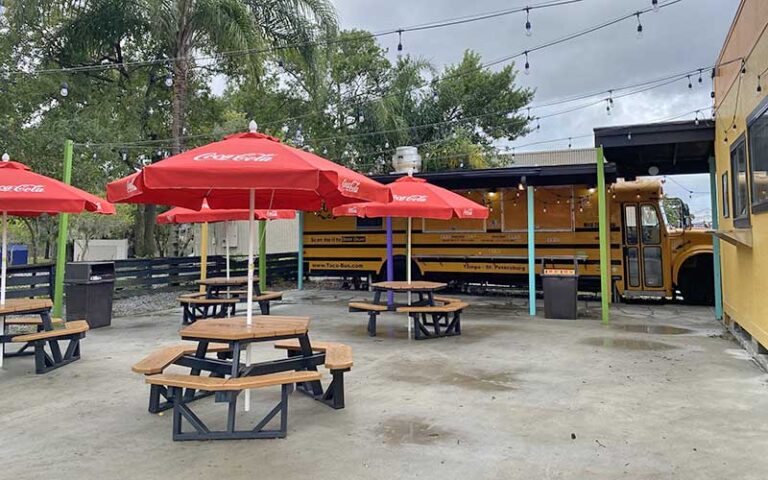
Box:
640;205;660;244
624;205;638;245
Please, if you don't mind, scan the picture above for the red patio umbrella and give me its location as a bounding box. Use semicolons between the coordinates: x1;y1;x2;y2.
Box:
0;158;115;366
333;174;488;337
156;202;295;281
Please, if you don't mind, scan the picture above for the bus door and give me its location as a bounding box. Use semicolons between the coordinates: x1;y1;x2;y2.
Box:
622;203;665;294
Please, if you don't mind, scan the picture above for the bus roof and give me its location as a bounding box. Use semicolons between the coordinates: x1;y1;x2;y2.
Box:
371;163;618;190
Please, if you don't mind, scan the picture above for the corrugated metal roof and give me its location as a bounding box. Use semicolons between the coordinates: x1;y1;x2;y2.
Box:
498;148;598;167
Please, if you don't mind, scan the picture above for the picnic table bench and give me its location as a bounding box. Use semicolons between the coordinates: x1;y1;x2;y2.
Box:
349;281;470;339
1;298;90;373
133;316;353;441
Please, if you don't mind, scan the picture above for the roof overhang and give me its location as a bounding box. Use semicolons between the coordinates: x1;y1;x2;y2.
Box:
594;120;715;179
371;163;617;189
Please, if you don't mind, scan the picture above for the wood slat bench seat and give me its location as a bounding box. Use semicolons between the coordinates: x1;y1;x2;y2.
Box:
4;316;64;326
178;295;239;325
11;320;89;343
396;302;469;314
145;370;322;441
274;340;354;370
145;370;321;391
397;302;469;340
132;342;231;375
10;320;89;373
274;339;353;409
349;302;388;337
229;290;284;315
432;295;462;305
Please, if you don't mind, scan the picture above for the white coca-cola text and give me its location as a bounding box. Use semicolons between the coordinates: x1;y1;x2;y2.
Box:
0;184;45;193
193;152;275;162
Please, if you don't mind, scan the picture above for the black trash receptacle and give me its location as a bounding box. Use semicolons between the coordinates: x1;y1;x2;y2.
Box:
64;261;115;328
542;269;578;319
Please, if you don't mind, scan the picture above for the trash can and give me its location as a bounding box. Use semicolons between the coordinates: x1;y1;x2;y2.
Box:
542;268;579;319
9;244;28;265
64;261;115;328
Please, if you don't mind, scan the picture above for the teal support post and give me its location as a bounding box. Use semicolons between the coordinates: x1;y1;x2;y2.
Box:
53;140;74;317
297;211;304;290
527;185;536;316
596;147;610;324
708;157;724;320
258;220;267;291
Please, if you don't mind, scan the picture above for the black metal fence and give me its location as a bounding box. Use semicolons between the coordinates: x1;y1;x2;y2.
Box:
3;253;299;300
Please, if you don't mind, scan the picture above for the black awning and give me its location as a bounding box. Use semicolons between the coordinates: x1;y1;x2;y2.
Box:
371;162;617;189
594;120;715;179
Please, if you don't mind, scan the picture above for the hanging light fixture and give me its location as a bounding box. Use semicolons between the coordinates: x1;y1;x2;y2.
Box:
525;7;532;37
524;51;530;75
635;13;643;39
59;81;69;97
397;30;403;53
652;0;660;12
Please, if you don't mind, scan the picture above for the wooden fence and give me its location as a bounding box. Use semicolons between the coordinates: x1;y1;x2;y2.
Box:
3;253;299;300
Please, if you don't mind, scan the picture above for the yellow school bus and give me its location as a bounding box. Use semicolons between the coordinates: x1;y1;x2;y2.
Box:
303;172;714;304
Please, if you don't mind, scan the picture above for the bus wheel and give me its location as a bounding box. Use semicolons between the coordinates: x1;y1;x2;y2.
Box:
677;254;714;306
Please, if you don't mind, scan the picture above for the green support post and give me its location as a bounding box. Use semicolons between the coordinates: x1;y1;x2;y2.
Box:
53;140;74;317
596;147;610;324
527;185;536;316
258;220;267;292
708;157;724;320
297;211;304;290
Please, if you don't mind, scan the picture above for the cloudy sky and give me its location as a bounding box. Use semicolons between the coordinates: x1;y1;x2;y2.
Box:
330;0;740;220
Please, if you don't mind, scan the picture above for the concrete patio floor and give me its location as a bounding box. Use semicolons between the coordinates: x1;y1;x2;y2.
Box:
2;290;767;480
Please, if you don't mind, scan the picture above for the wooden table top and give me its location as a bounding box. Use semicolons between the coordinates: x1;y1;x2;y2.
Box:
0;298;53;316
196;276;259;287
371;281;447;292
179;316;310;341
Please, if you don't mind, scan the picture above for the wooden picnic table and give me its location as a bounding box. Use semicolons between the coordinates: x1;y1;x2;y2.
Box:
1;298;56;359
177;316;324;395
197;276;261;298
370;280;447;309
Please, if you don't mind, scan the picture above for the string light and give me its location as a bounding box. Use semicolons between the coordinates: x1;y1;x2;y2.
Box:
652;0;660;12
687;75;692;89
527;107;532;121
698;69;703;84
694;110;700;126
397;30;403;53
524;51;530;75
568;137;572;149
635;13;643;39
758;75;763;95
627;131;632;141
606;99;612;116
525;7;532;37
164;72;173;88
59;82;68;97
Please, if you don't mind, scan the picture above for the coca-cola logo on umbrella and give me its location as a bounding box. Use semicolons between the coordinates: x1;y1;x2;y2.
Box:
193;153;275;162
463;208;474;216
0;184;45;193
393;194;428;202
340;179;360;193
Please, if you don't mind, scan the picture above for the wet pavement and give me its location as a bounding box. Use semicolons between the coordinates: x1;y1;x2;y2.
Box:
1;289;767;479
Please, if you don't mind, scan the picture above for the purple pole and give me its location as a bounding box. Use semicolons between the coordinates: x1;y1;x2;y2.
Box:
386;217;394;307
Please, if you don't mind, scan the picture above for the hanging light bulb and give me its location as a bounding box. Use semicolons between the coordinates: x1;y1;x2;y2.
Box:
512;148;516;159
741;61;747;77
524;51;530;75
525;7;532;37
526;107;532;121
652;0;659;12
518;176;526;191
536;118;541;130
758;75;763;96
698;69;703;84
687;75;693;89
635;13;643;39
278;58;284;68
1;152;9;162
164;72;173;87
606;100;612;116
627;132;632;141
568;137;572;149
397;30;403;53
694;110;700;126
60;82;69;97
281;125;289;134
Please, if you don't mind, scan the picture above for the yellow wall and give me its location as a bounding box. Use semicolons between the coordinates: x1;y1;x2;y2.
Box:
715;0;768;347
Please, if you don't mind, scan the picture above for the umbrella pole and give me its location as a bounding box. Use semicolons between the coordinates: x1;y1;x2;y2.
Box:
245;189;255;411
199;222;209;294
1;211;6;367
407;216;412;339
386;217;394;307
225;221;231;318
